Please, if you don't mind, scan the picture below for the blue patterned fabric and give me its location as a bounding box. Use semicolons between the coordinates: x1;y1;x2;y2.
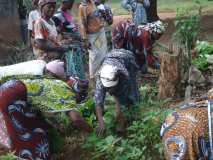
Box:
64;37;86;80
94;49;140;109
121;0;149;25
52;10;86;80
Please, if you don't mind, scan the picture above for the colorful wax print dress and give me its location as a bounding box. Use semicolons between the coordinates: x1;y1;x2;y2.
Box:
0;80;50;160
161;101;211;160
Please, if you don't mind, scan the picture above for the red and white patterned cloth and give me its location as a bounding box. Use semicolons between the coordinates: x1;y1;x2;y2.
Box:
0;80;50;160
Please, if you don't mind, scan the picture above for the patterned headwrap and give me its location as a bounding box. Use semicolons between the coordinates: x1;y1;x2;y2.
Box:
38;0;56;8
138;20;166;35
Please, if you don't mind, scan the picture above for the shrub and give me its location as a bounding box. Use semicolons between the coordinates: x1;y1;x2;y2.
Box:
173;7;202;69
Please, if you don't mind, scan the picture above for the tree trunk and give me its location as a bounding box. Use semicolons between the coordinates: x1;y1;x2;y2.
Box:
146;0;159;22
158;45;183;99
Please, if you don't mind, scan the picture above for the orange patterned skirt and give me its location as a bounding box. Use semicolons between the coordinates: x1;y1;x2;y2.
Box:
161;106;209;160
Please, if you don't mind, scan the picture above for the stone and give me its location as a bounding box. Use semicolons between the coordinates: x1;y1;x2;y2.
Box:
185;85;193;101
188;65;206;86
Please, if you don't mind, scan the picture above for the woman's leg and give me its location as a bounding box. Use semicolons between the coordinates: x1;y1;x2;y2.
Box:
67;110;93;132
114;96;126;133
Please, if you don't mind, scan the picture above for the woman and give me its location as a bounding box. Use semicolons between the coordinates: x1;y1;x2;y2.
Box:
52;0;86;80
121;0;150;25
79;0;108;79
0;60;92;133
94;49;140;135
112;20;165;72
0;80;50;159
33;0;68;62
94;0;113;50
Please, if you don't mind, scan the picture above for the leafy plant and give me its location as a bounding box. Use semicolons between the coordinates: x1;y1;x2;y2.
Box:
192;41;213;71
192;56;209;71
83;85;172;160
0;152;21;160
173;7;202;68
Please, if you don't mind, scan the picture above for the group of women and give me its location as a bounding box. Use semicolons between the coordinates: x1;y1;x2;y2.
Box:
3;0;204;160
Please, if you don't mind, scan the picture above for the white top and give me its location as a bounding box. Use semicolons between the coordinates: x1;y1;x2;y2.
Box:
28;9;41;30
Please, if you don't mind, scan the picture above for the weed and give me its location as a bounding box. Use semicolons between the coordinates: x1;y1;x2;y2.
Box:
0;152;21;160
83;84;172;160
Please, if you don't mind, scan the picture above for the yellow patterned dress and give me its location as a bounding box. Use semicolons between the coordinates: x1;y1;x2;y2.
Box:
1;75;77;113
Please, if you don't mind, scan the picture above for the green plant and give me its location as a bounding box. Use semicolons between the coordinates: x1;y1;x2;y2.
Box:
192;41;213;71
0;152;21;160
173;7;201;68
83;85;172;160
192;56;209;71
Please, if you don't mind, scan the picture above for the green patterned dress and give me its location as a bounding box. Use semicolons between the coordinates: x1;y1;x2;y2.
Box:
1;75;95;126
1;75;77;113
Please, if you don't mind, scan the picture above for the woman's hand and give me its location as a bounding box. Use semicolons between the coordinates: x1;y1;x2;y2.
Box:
96;106;105;136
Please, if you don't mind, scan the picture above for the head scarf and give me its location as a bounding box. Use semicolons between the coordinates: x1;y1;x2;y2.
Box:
138;20;166;35
38;0;56;9
46;60;66;78
100;64;119;88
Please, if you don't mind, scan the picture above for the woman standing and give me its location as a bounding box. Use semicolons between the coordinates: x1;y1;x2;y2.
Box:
78;0;108;80
33;0;68;62
121;0;150;25
52;0;86;80
94;0;113;50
